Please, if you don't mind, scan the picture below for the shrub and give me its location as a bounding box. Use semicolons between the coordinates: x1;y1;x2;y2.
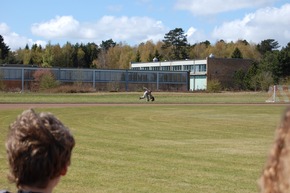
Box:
258;71;273;91
33;69;59;91
39;73;59;90
108;81;120;92
207;79;222;93
46;84;95;93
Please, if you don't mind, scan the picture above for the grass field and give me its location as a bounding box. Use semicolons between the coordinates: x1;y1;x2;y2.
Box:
0;91;271;104
0;92;288;193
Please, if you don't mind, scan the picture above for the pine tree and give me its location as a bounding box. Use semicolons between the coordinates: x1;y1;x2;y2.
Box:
0;35;10;61
231;47;243;58
162;28;189;60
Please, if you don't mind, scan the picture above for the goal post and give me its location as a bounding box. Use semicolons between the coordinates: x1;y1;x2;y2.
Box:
266;85;290;103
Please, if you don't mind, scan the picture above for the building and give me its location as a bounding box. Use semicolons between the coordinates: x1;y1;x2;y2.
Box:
131;56;253;91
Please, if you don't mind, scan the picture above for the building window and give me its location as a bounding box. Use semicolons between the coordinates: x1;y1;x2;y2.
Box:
196;64;206;72
152;66;160;71
172;65;182;71
200;64;206;72
183;65;193;71
161;66;170;71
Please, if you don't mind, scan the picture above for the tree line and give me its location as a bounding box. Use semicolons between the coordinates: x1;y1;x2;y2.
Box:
1;28;290;90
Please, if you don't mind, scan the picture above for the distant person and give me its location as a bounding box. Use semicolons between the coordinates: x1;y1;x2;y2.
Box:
139;87;154;101
259;107;290;193
1;109;75;193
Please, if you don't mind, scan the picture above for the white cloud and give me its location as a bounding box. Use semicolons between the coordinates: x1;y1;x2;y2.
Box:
186;27;197;37
30;15;167;45
185;27;208;44
212;4;290;47
175;0;277;15
0;23;10;34
0;22;46;50
31;16;80;38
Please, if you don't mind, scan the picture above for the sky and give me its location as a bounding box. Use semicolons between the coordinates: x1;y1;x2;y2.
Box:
1;0;290;51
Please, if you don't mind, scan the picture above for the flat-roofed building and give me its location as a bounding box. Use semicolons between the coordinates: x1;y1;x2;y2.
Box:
131;56;253;91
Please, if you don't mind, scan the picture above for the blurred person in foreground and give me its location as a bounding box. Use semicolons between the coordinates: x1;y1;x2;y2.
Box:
259;106;290;193
1;109;75;193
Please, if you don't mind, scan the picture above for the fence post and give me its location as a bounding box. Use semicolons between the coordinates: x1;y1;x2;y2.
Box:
93;70;96;89
21;68;24;92
125;70;128;92
157;72;159;90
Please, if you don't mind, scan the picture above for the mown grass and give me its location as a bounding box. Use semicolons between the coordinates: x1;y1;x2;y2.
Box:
0;91;271;103
0;104;288;193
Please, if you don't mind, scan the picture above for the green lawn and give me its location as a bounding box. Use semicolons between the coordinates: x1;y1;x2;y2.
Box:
0;103;287;193
0;91;272;104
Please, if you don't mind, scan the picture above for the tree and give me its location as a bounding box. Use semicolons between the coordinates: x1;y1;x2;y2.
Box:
162;28;189;60
83;42;99;67
200;40;211;48
278;42;290;78
153;49;162;61
257;39;280;55
50;44;64;67
135;50;141;62
147;53;154;62
118;44;134;69
96;39;117;68
62;42;74;67
259;51;281;84
77;47;85;68
138;40;155;62
210;40;228;58
0;35;10;62
100;39;116;51
231;47;243;58
233;69;246;90
30;44;43;65
188;43;210;59
237;39;249;46
25;44;29;50
244;61;258;90
257;71;274;91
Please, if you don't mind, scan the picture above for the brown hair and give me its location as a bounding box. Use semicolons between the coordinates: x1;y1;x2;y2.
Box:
259;107;290;193
6;109;75;188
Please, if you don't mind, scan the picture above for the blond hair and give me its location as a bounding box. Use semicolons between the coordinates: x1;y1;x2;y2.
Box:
6;109;75;188
259;107;290;193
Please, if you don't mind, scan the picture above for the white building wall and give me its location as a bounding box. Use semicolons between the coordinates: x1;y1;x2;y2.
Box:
131;59;207;90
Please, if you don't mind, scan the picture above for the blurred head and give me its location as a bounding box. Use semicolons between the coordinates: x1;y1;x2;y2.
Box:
259;107;290;193
6;109;75;189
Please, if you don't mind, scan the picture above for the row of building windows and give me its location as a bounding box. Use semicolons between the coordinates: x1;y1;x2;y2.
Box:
132;64;206;72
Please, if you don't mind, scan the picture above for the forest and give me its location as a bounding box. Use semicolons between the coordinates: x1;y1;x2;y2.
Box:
1;28;290;91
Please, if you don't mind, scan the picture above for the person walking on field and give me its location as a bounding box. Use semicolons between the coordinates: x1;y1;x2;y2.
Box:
1;109;75;193
139;87;155;101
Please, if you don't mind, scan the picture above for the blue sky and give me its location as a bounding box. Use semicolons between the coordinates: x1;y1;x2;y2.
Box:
1;0;290;50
